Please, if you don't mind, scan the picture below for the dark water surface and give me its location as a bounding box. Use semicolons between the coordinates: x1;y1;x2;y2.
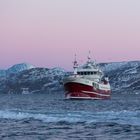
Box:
0;92;140;140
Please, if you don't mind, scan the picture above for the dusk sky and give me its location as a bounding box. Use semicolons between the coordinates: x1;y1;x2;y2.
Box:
0;0;140;70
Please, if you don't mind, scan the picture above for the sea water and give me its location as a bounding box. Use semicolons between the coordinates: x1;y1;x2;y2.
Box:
0;92;140;140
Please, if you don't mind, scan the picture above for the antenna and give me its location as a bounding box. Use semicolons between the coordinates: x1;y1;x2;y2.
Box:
73;54;78;68
74;54;77;62
73;54;78;75
87;50;91;62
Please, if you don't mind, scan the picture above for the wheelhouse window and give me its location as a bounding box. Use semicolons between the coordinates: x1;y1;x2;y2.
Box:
87;72;90;75
91;72;93;75
78;71;98;75
77;72;84;75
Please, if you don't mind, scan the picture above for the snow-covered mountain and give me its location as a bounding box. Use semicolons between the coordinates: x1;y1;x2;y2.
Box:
7;63;35;74
100;61;140;72
0;63;35;77
101;61;140;94
0;61;140;94
0;70;6;77
0;65;67;93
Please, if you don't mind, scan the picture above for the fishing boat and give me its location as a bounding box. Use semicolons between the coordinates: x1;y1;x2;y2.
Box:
63;53;111;99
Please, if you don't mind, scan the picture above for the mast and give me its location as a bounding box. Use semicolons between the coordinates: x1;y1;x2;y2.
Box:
87;51;91;63
73;54;78;75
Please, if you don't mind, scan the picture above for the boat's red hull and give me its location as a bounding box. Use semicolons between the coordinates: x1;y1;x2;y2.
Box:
64;82;111;99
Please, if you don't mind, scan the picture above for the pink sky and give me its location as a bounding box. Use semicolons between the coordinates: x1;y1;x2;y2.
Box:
0;0;140;70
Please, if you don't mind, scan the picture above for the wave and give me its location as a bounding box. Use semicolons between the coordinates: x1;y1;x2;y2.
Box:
0;110;140;126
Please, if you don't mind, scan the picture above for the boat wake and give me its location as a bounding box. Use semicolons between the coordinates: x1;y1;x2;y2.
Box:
0;110;140;126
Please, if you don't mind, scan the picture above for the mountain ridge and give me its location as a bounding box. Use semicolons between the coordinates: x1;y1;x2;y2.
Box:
0;63;35;77
0;61;140;94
